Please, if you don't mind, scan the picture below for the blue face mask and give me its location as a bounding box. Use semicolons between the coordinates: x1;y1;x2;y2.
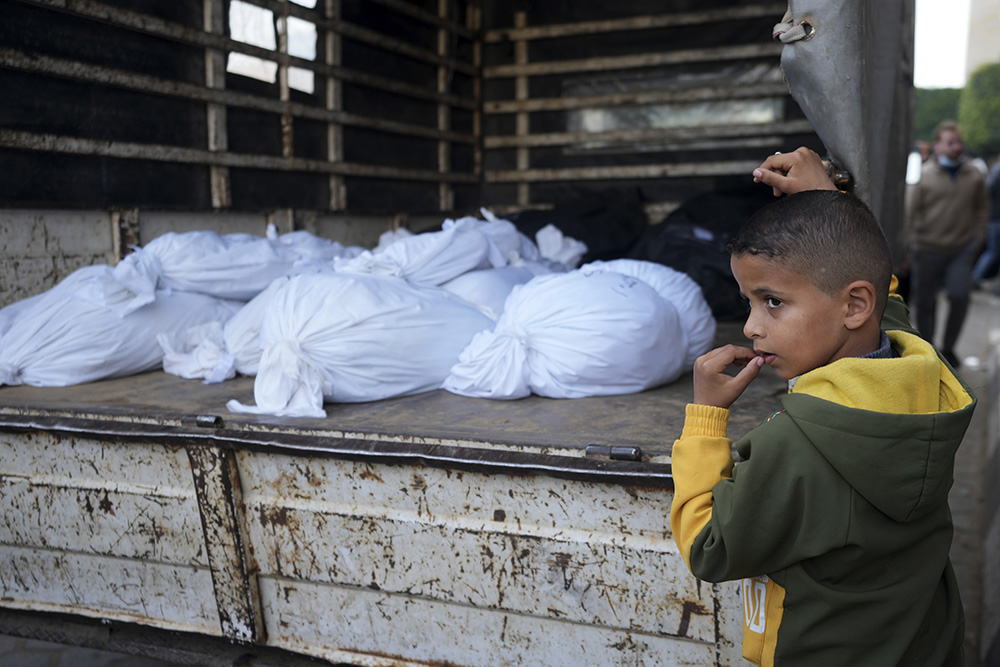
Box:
938;155;961;168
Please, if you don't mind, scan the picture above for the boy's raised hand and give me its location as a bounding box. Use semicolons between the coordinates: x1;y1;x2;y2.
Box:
753;147;838;196
693;345;765;409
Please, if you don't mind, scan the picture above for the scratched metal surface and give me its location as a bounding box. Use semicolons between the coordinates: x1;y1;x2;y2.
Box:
0;431;222;636
239;450;745;665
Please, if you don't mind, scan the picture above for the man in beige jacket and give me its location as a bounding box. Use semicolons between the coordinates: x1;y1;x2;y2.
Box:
905;120;989;367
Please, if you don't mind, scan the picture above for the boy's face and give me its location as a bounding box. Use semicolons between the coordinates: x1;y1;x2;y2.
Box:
731;253;853;381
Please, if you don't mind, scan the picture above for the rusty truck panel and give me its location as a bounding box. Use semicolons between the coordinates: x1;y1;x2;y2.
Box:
0;431;220;636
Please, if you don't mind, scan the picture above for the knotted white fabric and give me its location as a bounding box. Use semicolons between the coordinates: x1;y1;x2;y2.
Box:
227;273;493;417
444;270;685;399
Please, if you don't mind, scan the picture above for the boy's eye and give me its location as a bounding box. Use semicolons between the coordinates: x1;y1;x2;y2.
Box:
765;297;782;308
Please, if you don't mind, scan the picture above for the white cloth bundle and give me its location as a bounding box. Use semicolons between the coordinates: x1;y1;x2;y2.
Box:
443;270;685;400
226;273;494;418
580;259;716;368
440;266;538;320
0;265;110;339
334;218;493;286
535;224;588;268
266;225;365;264
0;261;238;387
128;230;303;300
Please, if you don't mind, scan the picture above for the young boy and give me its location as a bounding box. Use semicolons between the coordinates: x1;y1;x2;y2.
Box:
670;147;975;666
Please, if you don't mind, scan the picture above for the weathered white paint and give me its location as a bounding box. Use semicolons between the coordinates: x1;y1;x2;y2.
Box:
0;209;115;307
0;431;219;636
0;433;205;564
261;576;732;667
237;450;740;664
0;546;220;636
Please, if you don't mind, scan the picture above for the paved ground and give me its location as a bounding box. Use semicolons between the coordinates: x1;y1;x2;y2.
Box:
938;287;997;667
2;290;997;667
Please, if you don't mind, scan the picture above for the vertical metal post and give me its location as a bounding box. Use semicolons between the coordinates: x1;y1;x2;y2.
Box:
326;0;346;210
469;3;482;181
437;0;454;212
277;1;294;162
111;208;140;262
186;445;264;644
204;0;231;209
514;10;529;207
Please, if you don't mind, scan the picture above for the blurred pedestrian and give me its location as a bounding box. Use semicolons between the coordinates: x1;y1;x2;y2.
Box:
971;155;1000;292
905;121;989;368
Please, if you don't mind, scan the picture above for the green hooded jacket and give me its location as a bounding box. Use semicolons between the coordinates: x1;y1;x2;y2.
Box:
670;293;976;666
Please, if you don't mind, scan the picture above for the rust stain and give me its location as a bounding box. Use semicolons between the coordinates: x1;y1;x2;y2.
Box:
358;467;384;483
269;471;299;495
98;492;115;516
80;492;95;517
676;599;710;638
621;485;641;501
410;473;427;492
551;551;576;591
258;506;298;530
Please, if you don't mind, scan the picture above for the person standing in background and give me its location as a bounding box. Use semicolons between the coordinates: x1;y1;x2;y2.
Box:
905;121;989;368
970;155;1000;293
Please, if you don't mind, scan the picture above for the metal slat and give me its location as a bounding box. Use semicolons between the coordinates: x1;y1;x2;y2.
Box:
484;160;764;183
484;119;816;149
368;0;477;40
483;42;784;79
482;82;791;114
0;129;480;183
482;3;786;42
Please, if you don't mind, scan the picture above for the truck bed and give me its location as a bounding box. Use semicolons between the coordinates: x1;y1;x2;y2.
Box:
0;323;784;479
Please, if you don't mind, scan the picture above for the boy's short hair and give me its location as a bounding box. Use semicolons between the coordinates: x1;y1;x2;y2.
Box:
728;190;893;318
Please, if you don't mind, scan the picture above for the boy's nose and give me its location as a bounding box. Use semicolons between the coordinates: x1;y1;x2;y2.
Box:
743;314;763;340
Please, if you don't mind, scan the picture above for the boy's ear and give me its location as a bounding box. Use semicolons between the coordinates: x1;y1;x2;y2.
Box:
842;280;877;330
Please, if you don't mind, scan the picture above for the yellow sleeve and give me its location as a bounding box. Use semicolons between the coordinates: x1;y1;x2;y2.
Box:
670;403;735;573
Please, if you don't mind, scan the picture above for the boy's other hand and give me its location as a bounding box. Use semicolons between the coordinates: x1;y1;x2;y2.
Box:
752;147;837;196
693;345;765;409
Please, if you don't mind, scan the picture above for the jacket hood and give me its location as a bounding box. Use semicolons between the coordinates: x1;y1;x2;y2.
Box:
781;331;975;523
